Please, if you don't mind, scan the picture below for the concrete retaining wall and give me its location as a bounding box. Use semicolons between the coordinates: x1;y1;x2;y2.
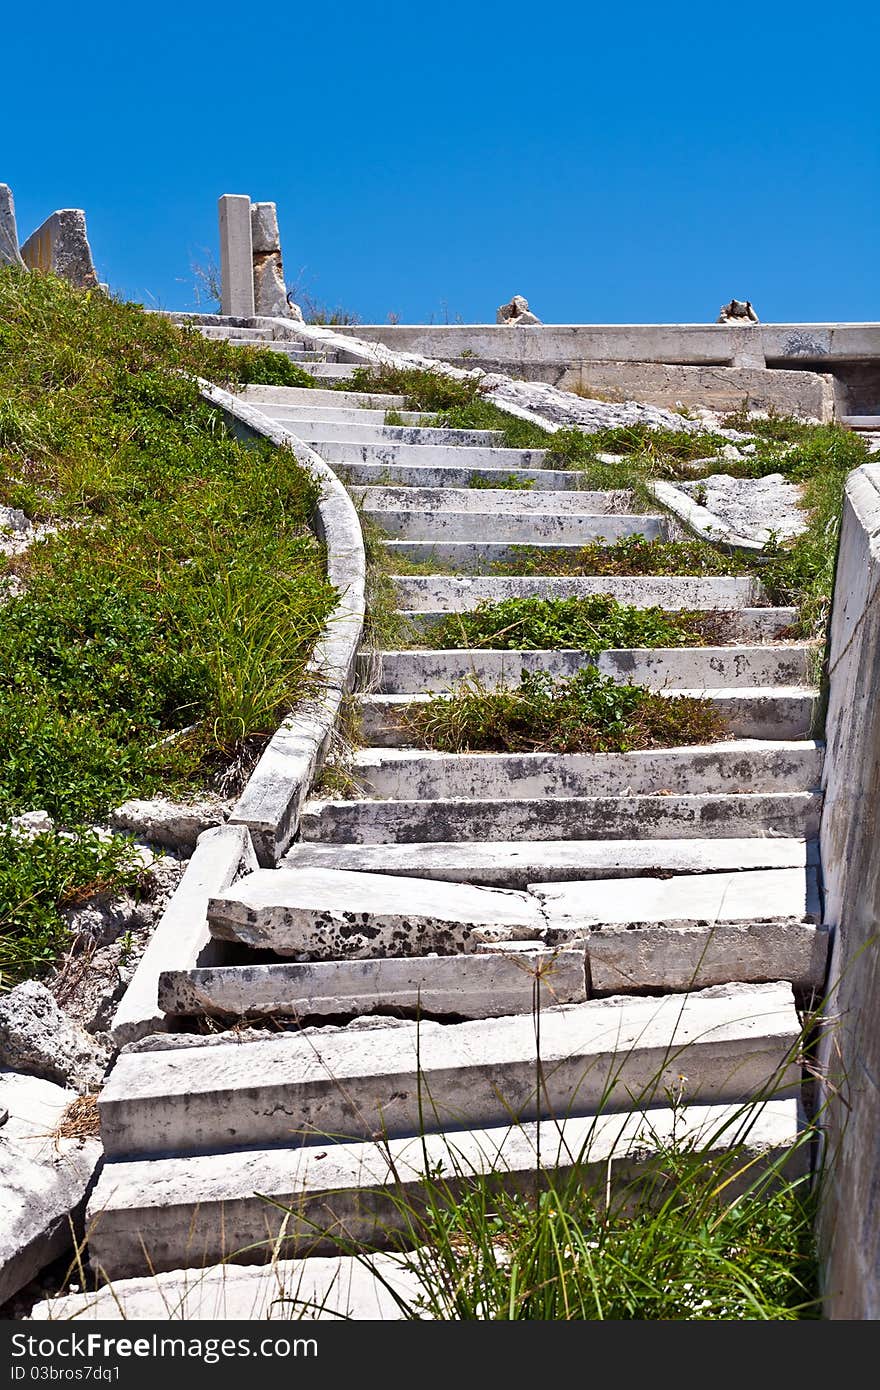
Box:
817;463;880;1318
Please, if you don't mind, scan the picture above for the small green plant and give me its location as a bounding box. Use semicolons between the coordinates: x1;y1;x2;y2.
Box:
402;667;725;753
422;596;729;652
492;535;745;579
467;473;535;491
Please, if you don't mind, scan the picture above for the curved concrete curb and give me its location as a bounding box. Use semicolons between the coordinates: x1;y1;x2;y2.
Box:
198;380;366;866
108;381;366;1043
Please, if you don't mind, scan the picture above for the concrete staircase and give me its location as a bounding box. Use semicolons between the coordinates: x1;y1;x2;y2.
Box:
189;321;362;380
83;373;825;1292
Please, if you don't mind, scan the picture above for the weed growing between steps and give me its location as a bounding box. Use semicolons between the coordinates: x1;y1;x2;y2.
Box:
0;269;336;973
403;668;724;753
493;535;746;578
420;596;732;652
0;828;143;986
467;473;535;490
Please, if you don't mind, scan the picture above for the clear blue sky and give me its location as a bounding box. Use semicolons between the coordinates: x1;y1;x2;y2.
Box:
3;1;878;324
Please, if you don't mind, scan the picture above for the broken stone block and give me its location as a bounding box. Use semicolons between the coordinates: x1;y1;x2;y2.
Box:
20;210;98;289
251;200;296;319
717;298;760;323
496;294;542;325
0;982;108;1092
0;184;24;267
109;795;227;852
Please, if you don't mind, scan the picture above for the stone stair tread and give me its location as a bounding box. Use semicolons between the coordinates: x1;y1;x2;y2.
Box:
354;486;634;511
98;982;803;1158
533;865;820;926
83;1098;805;1279
373;516;667;545
158;948;586;1021
337;463;580;488
281;837;817;887
240;385;409;409
316;442;549;467
392;574;765;610
286;424;507;447
298;791;821;844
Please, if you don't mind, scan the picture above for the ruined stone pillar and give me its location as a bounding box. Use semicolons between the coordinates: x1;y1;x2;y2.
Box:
19;209;97;287
218;194;255;318
0;184;24;267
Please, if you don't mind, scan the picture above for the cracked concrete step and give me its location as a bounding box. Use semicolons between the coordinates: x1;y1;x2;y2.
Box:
282;836;818;888
394;574;766;611
345;741;823;800
158;948;586;1021
362;646;813;694
36;1250;423;1319
336;462;580;489
371;514;667;545
357;688;818;743
530;868;827;993
282;423;507;447
240;384;409;410
353;486;635;513
84;1098;805;1279
402;606;802;642
299;790;821;844
97;982;803;1158
315;442;549;468
303;362;359;379
206;866;545;959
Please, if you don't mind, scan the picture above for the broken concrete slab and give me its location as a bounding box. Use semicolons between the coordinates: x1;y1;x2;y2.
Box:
84;1098;805;1277
98;983;802;1158
32;1251;422;1321
109;794;227;852
158;948;586;1020
0;1072;101;1305
207;866;545;959
20;210;98;289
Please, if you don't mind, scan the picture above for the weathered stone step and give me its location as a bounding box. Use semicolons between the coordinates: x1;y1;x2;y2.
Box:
85;1097;805;1278
315;442;549;468
354;486;635;513
336;462;580;489
299;790;821;844
158;948;586;1021
257;406;432;426
97;982;802;1158
347;740;823;800
362;646;813;694
282;836;817;889
394;574;765;612
305;362;358;379
240;384;409;410
207;866;544;959
402;606;802;642
227;338;335;361
195;325;274;340
357;687;817;743
287;423;507;447
372;514;666;546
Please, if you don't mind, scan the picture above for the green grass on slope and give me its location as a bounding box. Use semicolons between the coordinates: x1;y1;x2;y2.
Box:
0;268;336;984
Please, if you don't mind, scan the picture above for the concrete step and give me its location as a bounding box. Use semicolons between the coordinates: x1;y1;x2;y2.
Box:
256;406;434;427
304;362;358;379
529;867;826;993
37;1249;422;1318
84;1097;805;1278
403;606;802;643
206;866;545;959
345;741;823;800
315;442;549;469
337;462;580;489
97;982;802;1158
158;947;586;1021
356;687;818;744
393;574;765;612
286;423;507;447
361;647;813;695
240;385;409;410
282;836;818;889
371;514;667;546
195;325;272;340
353;486;636;513
299;790;821;844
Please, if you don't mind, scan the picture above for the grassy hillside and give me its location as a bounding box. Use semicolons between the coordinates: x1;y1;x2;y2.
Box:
0;269;336;984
